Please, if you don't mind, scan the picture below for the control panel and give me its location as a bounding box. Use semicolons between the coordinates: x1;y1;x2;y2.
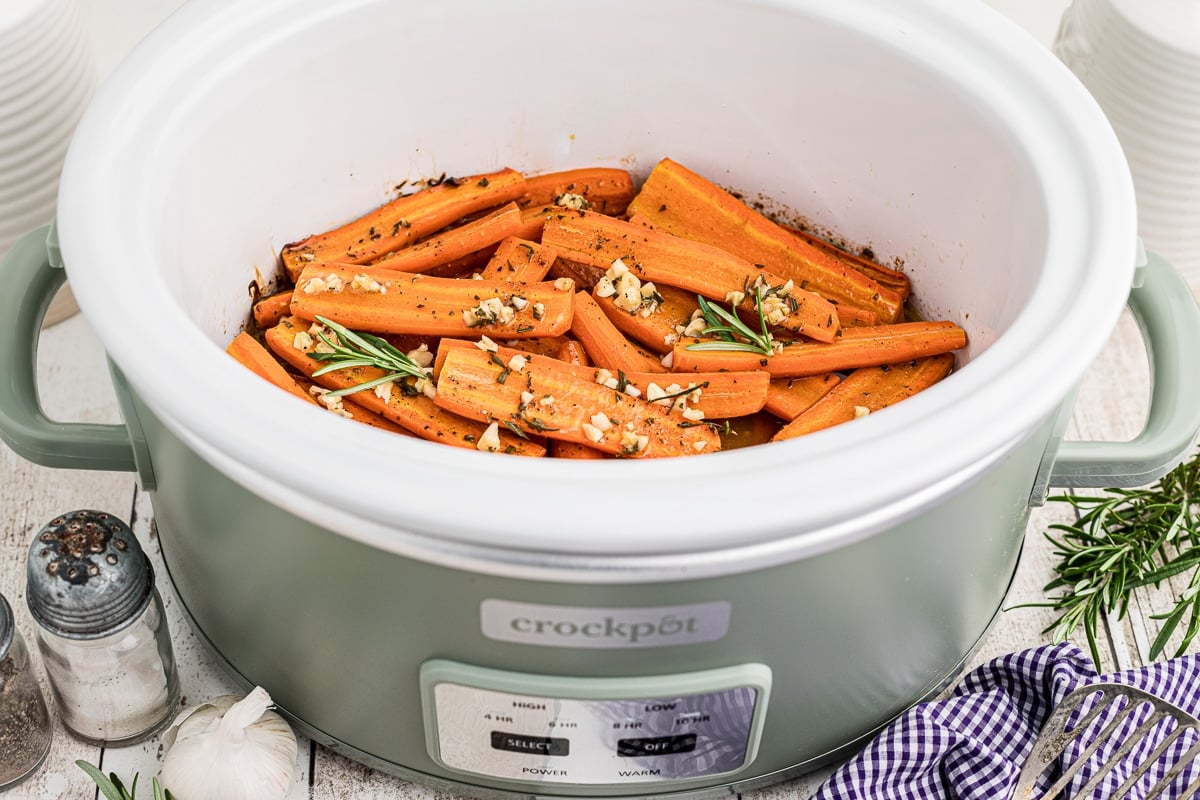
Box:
419;661;771;786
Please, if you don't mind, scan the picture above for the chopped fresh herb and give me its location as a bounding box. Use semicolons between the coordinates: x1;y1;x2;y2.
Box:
501;419;529;440
307;316;429;397
685;294;775;356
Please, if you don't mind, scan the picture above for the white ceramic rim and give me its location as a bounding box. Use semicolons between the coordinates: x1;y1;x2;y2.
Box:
59;0;1137;565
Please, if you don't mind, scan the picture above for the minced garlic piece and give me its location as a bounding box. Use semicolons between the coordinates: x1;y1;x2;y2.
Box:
416;378;437;400
555;192;590;210
301;277;328;294
374;381;394;403
351;273;386;294
854;405;871;418
594;368;614;386
539;395;556;406
510;295;529;311
508;354;528;372
475;335;499;353
595;276;617;298
682;407;705;422
520;391;534;406
406;344;434;368
725;290;746;307
660;352;674;369
590;412;613;432
292;331;314;351
477;421;502;452
532;302;546;320
581;423;604;443
620;430;649;455
693;440;708;452
309;386;353;419
624;384;642;398
554;277;574;292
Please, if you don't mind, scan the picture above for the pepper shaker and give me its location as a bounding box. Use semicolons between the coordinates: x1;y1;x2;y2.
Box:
0;593;52;788
26;510;180;745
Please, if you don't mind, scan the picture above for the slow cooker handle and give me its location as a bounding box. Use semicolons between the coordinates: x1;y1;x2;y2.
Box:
0;225;137;472
1046;251;1200;489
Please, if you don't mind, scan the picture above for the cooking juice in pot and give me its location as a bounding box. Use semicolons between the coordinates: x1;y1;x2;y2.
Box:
228;157;967;456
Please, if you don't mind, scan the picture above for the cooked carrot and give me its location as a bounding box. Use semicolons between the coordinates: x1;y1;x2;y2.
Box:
626;158;904;322
764;374;842;420
836;305;879;327
549;440;606;459
478;237;559;282
370;203;522;274
594;281;698;355
252;292;293;330
433;337;767;418
720;413;783;449
773;354;955;440
294;376;413;436
280;168;527;281
671;321;967;378
226;331;318;406
264;317;544;455
519;167;635;215
435;347;720;457
555;338;591;367
422;244;501;278
788;226;911;299
542;210;841;343
290;263;573;338
572;291;668;374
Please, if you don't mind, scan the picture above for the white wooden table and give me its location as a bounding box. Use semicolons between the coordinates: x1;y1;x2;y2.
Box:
5;1;1199;797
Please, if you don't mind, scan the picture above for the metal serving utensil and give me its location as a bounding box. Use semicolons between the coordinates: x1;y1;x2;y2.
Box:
1016;682;1200;799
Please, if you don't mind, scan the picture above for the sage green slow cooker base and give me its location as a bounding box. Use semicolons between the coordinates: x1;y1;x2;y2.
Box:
119;376;1048;797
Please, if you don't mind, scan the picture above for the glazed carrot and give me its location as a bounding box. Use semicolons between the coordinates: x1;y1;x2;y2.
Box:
280;168;527;281
551;440;608;459
542;211;841;342
773;354;955;440
594;281;699;355
626;158;904;322
370;203;522;274
519;167;636;215
433;338;767;418
764;374;842;420
252;292;293;330
290;263;573;338
513;204;562;242
477;237;559;282
671;321;967;378
434;347;720;458
572;291;668;374
555;338;591;367
422;244;502;278
294;376;414;436
788;226;911;300
264;318;544;455
226;331;317;406
836;305;879;327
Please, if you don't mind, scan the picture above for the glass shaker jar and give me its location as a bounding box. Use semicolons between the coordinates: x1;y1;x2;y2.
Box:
26;510;180;745
0;593;52;788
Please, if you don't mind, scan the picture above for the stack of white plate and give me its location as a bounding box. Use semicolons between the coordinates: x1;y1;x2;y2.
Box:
0;0;96;323
1055;0;1200;287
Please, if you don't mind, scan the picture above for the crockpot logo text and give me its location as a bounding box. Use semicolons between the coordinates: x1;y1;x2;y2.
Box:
480;600;731;649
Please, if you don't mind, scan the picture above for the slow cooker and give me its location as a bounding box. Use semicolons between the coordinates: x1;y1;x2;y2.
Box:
3;0;1200;796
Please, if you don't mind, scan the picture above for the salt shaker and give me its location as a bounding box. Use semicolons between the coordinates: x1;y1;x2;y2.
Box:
0;593;52;788
26;510;180;744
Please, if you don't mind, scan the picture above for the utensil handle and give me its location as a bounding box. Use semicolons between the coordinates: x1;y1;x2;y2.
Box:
0;224;136;471
1048;251;1200;487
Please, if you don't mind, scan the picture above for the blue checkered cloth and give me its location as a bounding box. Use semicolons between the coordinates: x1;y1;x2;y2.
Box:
814;644;1200;799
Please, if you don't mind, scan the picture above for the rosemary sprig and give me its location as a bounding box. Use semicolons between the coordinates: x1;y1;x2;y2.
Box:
684;293;775;356
307;315;429;397
77;761;175;800
1026;454;1200;668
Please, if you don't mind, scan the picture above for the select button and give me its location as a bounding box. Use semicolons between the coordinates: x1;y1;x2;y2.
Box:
491;731;570;757
617;733;697;757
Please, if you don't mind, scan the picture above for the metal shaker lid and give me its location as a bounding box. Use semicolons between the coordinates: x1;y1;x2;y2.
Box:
25;510;154;639
0;593;12;661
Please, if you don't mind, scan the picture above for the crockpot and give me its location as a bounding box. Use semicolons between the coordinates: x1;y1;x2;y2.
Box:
3;0;1200;796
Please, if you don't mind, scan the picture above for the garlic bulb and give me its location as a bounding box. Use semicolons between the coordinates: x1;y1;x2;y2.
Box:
160;686;297;800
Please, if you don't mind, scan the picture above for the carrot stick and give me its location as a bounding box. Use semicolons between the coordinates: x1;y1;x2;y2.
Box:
594;281;698;355
434;347;720;457
671;320;967;378
369;203;522;274
294;376;414;436
773;354;955;440
226;331;318;405
252;292;293;330
551;440;608;459
787;226;911;300
477;237;559;282
626;158;904;322
764;374;841;420
554;338;591;367
433;337;767;418
421;244;502;278
519;167;635;215
836;305;878;327
572;291;667;374
542;210;841;343
264;317;544;455
280;168;527;281
290;263;573;338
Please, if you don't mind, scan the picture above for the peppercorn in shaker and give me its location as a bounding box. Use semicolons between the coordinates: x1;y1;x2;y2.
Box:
0;593;52;788
26;510;180;744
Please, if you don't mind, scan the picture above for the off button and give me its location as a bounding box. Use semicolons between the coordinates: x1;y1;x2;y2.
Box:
491;731;570;757
617;734;697;757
